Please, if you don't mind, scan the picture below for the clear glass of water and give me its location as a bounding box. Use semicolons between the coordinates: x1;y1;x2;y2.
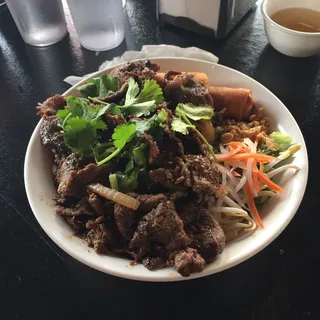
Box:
67;0;125;51
5;0;67;46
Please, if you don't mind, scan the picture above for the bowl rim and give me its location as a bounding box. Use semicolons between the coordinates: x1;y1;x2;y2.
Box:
261;0;320;37
24;57;309;282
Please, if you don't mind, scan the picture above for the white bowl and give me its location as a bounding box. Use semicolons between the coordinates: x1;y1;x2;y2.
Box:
24;58;308;282
261;0;320;58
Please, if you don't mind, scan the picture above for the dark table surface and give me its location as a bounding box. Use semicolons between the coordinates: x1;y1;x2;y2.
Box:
0;0;319;319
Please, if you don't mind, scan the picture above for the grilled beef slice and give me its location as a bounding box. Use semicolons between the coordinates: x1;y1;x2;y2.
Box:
39;116;70;166
65;216;87;232
129;201;190;260
137;134;160;164
37;94;66;116
57;154;111;197
55;198;95;217
114;205;137;241
151;128;185;166
85;221;122;253
149;155;220;201
88;193;114;217
148;168;187;191
142;256;167;270
114;193;167;241
169;248;205;277
183;155;220;202
110;60;160;87
163;73;213;106
185;213;226;263
176;198;208;226
134;193;167;213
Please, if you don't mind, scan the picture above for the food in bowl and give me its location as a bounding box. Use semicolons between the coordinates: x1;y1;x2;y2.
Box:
36;60;301;277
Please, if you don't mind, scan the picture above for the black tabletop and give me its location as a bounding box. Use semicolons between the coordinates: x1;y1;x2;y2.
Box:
0;0;319;319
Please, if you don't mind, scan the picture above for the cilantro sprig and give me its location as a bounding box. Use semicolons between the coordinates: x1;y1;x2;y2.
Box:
120;78;164;117
57;76;165;170
87;97;122;115
109;142;148;192
171;103;215;157
95;123;137;165
56;96;108;155
95;109;168;166
133;108;168;134
77;74;118;98
87;77;164;118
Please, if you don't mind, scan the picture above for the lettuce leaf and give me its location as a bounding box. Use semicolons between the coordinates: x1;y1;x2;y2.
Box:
269;131;292;151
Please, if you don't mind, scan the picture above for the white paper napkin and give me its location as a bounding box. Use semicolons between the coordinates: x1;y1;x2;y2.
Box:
64;44;219;86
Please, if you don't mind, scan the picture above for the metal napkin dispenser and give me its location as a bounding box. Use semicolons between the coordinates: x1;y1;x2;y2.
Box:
157;0;257;39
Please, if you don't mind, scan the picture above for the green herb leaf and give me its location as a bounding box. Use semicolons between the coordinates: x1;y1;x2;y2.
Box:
124;158;135;174
125;78;140;105
93;144;115;163
59;96;110;156
88;98;122;115
107;141;148;192
57;109;70;122
132;108;168;135
65;96;110;123
78;74;118;98
171;116;195;135
95;124;136;166
138;79;164;105
133;143;147;166
123;101;157;117
66;96;86;117
104;104;122;115
117;168;140;192
91;118;107;130
64;117;97;154
112;123;136;149
171;105;215;157
78;82;98;98
157;108;168;123
95;105;111;118
99;74;118;97
134;120;151;135
83;105;101;121
176;103;214;121
122;78;164;117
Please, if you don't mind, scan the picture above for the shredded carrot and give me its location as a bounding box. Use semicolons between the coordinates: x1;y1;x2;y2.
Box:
244;182;264;229
259;162;264;173
252;161;260;192
231;171;241;177
217;153;276;163
215;146;242;162
252;172;260;192
229;141;245;149
238;147;251;154
256;171;283;193
229;142;250;154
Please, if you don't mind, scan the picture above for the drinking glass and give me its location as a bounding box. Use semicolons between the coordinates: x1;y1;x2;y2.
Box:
67;0;125;51
5;0;67;46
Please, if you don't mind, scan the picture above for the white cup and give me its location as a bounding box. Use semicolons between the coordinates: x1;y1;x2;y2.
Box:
261;0;320;58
